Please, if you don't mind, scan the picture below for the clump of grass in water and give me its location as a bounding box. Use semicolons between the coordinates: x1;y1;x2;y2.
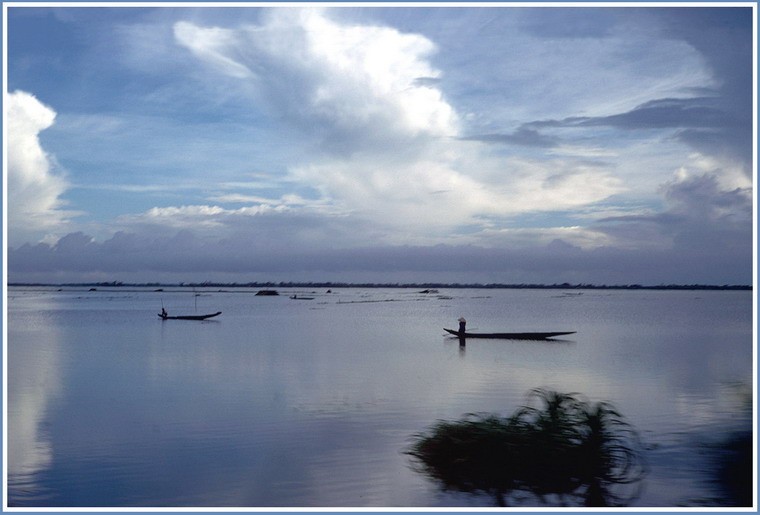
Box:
406;388;648;507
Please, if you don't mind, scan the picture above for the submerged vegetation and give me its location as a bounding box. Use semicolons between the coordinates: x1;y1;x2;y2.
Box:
407;389;648;507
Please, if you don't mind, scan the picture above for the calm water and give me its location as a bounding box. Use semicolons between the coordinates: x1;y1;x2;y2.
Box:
6;287;754;507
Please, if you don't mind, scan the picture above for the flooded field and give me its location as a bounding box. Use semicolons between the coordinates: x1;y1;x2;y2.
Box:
6;287;753;507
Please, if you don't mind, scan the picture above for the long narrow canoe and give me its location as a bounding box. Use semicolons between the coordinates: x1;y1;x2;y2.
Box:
159;312;222;321
444;328;575;340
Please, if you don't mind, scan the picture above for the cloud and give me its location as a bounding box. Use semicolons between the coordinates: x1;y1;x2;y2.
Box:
526;96;743;145
520;8;753;173
535;97;734;130
595;159;752;259
460;128;559;148
174;22;254;79
463;7;752;213
290;155;625;243
519;8;616;39
8;225;750;286
6;7;751;286
7;151;748;286
6;91;76;245
173;8;458;153
168;8;626;241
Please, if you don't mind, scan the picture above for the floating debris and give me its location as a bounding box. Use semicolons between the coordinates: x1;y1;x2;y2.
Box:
255;290;279;296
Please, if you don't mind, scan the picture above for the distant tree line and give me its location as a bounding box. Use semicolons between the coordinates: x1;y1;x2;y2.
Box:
7;281;752;290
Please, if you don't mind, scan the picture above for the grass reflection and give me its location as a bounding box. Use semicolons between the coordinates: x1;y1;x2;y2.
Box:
708;430;753;506
690;382;753;507
407;389;647;507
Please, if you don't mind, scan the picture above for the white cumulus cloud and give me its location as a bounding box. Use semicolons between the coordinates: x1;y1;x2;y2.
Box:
6;90;75;246
170;8;623;244
174;8;458;145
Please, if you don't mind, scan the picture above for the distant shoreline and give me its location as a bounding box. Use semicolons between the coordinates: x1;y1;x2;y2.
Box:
6;282;752;291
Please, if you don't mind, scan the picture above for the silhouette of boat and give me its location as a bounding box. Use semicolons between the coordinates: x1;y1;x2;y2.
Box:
290;295;315;300
444;328;575;340
159;312;221;321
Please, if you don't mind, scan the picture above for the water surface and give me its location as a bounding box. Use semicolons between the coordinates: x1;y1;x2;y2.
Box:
6;287;753;507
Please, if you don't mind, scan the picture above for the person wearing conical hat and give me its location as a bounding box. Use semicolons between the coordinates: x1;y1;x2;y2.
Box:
458;317;466;335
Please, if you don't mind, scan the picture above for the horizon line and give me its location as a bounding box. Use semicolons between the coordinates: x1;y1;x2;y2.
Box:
6;281;753;290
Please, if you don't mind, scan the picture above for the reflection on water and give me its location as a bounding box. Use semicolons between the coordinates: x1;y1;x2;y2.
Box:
686;382;753;507
7;295;63;505
5;287;754;507
702;428;753;507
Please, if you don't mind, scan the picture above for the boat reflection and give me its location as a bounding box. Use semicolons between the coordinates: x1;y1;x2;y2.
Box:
407;388;648;507
450;334;573;356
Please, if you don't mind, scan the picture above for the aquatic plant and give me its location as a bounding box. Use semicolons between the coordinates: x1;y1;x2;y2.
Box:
407;388;647;507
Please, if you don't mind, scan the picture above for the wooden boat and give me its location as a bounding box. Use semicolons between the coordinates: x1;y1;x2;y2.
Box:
444;328;575;340
290;295;315;300
159;311;221;321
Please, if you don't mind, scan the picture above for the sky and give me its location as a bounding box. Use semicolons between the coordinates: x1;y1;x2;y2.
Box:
4;3;755;285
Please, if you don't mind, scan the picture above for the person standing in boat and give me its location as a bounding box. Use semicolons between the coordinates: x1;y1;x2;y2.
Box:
458;317;467;335
160;307;168;319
